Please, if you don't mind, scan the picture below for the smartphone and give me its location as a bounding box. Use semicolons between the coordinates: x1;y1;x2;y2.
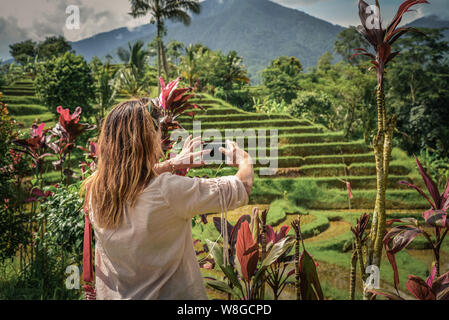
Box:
203;142;226;163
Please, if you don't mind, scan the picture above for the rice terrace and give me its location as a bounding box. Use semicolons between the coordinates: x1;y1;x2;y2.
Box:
0;0;449;302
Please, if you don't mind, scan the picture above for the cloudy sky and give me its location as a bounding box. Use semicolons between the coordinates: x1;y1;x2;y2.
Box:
0;0;446;61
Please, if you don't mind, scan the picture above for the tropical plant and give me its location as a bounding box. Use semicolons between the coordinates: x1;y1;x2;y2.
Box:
128;0;201;90
116;41;152;98
368;269;449;300
48;106;95;184
39;182;85;265
349;213;370;299
254;97;289;115
149;77;201;152
382;156;448;286
291;217;323;300
351;0;430;279
418;149;449;191
94;61;117;129
0;93;30;262
206;217;295;300
179;43;208;87
12;122;52;184
264;225;295;300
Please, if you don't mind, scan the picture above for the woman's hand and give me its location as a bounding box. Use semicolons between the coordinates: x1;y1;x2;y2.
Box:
219;140;254;196
170;135;211;170
219;140;252;167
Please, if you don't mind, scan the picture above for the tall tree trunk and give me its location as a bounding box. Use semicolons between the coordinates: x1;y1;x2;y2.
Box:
161;41;170;81
364;83;396;299
156;22;162;95
349;249;357;300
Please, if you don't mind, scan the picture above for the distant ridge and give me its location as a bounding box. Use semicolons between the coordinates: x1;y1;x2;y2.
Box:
406;14;449;39
71;0;344;80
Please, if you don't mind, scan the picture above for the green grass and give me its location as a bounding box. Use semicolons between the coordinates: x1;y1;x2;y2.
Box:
14;113;54;127
8;104;48;116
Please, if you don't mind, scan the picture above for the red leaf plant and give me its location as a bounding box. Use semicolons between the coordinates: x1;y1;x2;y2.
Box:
149;77;202;152
368;267;449;300
236;221;259;283
206;212;295;300
79;141;98;180
48;106;96;184
352;0;429;88
291;218;323;300
12;122;52;175
351;0;429;273
264;225;296;300
377;156;449;298
52;106;95;143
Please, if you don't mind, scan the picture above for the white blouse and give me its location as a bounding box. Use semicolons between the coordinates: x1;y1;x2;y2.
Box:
90;172;249;300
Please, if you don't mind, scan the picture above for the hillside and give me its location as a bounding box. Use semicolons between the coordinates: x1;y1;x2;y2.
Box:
71;0;344;80
407;14;449;39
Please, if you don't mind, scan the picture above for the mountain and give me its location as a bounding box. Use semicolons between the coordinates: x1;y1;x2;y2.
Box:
71;0;344;81
407;15;449;39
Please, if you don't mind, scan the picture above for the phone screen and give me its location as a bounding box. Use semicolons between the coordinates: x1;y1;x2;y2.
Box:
203;142;226;163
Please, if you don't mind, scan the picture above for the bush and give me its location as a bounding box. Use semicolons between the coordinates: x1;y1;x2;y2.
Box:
290;91;334;128
35;52;95;119
39;182;86;263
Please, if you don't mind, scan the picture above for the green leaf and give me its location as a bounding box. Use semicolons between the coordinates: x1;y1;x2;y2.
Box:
206;239;242;292
206;279;241;299
254;237;295;285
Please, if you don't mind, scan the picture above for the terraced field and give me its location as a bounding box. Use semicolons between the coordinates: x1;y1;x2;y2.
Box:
182;93;427;210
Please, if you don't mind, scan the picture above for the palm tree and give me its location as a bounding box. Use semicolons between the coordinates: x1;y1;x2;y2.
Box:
128;0;201;92
221;51;250;90
95;61;117;129
351;0;429;296
180;43;208;87
116;41;151;97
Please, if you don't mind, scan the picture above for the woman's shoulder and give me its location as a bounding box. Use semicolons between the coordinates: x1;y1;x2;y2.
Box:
145;172;194;192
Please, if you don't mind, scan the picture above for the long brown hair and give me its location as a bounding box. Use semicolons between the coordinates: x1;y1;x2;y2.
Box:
82;99;162;229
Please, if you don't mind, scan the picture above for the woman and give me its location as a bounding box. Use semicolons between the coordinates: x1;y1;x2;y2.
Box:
83;99;254;300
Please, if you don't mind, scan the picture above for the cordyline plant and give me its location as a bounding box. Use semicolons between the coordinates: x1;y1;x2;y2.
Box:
349;213;370;299
48;106;95;184
79;141;98;180
368;266;449;300
206;210;296;300
291;217;323;300
264;224;296;300
371;156;449;299
351;0;429;277
149;77;201;153
12;122;53;190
